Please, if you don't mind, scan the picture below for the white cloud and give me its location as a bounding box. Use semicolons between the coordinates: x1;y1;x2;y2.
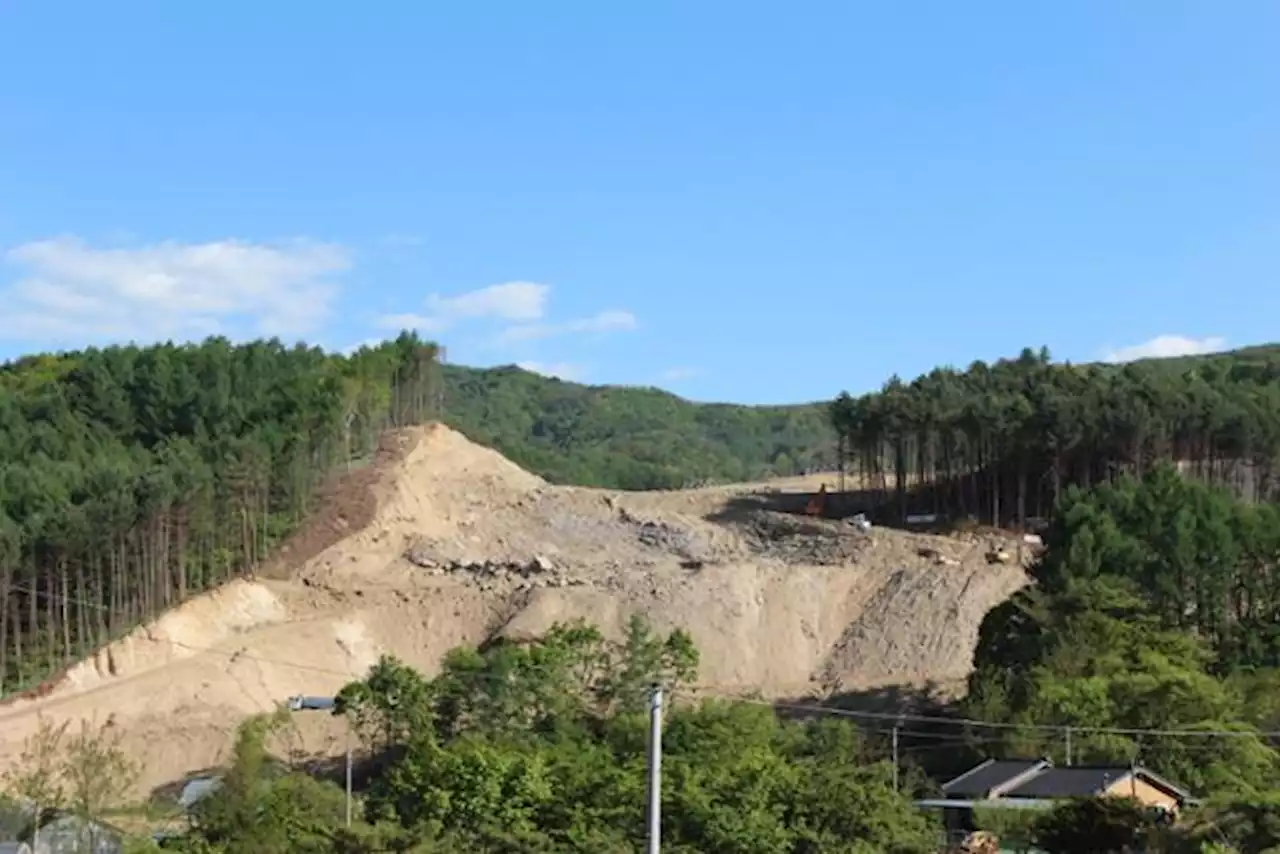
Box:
374;281;550;333
517;360;585;381
427;281;548;322
1102;334;1228;363
375;283;636;351
568;309;637;334
374;312;446;332
497;309;638;344
0;236;348;343
660;366;698;382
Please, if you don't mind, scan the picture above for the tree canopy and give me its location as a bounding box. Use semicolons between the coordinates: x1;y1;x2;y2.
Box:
966;463;1280;800
0;332;442;695
829;344;1280;527
439;363;835;489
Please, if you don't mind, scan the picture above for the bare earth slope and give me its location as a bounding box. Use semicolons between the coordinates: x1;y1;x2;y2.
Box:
0;424;1029;793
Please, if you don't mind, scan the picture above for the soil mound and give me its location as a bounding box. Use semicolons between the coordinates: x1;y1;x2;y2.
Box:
0;423;1029;793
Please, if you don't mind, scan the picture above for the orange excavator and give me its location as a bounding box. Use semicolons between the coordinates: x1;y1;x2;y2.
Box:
804;484;828;517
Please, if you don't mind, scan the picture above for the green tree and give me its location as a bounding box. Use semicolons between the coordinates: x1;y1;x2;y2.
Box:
1032;797;1174;854
968;465;1280;798
1;717;68;836
332;622;934;854
335;654;434;754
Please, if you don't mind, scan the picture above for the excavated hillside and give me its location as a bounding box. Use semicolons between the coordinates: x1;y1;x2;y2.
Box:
0;424;1031;794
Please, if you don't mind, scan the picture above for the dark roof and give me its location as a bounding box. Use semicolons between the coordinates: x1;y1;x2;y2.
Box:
943;759;1195;805
1004;767;1132;798
942;759;1050;798
1004;766;1192;802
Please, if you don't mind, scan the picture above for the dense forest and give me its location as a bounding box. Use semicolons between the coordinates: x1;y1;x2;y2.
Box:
829;344;1280;527
439;363;834;489
0;333;444;696
965;466;1280;796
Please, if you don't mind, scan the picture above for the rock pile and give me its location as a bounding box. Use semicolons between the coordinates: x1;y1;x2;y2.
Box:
403;545;581;592
619;509;715;564
740;511;868;565
916;546;960;567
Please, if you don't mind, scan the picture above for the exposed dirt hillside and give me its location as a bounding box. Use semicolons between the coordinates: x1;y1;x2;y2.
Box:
0;424;1030;794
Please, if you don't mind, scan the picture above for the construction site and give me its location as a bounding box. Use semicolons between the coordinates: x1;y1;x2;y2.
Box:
0;423;1032;797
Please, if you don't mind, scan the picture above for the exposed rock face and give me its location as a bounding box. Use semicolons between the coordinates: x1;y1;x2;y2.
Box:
403;545;584;592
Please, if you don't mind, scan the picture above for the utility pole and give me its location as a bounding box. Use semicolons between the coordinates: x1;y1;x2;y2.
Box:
345;732;353;828
1065;727;1073;767
891;724;900;792
647;684;664;854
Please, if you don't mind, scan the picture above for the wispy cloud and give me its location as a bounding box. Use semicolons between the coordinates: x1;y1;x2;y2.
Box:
374;312;446;332
497;309;638;344
0;235;348;343
660;366;698;382
375;281;551;334
428;281;548;322
1102;334;1227;363
517;360;586;381
378;283;637;353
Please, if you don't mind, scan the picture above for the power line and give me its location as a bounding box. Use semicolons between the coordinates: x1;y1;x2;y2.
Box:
756;698;1277;739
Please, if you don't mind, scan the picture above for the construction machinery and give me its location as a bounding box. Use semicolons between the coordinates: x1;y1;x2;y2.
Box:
804;484;828;517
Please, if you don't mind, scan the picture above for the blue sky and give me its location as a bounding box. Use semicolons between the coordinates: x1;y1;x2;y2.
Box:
1;2;1277;404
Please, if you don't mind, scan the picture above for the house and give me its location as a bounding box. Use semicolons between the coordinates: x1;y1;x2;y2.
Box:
916;757;1195;845
940;758;1054;802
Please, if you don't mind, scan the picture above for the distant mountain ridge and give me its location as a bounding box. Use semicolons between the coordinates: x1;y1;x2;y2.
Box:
438;363;835;490
437;342;1280;492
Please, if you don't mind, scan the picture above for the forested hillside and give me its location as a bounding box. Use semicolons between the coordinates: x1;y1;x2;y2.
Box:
439;363;833;489
0;333;444;696
830;344;1280;527
0;337;833;697
965;464;1280;801
4;336;1278;699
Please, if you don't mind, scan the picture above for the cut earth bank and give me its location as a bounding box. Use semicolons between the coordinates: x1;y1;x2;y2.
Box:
0;424;1031;794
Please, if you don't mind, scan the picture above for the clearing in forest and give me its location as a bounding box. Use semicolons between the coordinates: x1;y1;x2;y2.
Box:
0;424;1031;794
